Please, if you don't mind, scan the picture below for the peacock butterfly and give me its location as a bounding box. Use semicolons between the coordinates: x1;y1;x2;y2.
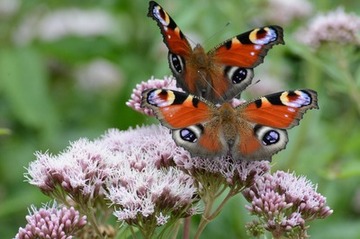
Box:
141;88;318;160
148;1;284;103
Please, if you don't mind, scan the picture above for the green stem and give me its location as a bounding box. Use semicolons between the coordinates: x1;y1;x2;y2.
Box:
170;220;181;239
194;188;238;239
336;47;360;114
129;226;138;239
79;201;104;239
182;217;191;239
214;184;227;198
194;199;214;239
283;112;313;170
84;200;104;238
206;190;234;220
281;60;320;170
138;216;158;239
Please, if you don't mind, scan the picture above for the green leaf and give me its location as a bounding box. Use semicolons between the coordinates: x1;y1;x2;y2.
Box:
0;47;58;131
0;128;11;135
335;160;360;179
286;39;344;81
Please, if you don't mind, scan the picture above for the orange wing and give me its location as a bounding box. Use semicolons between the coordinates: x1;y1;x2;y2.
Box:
240;89;318;129
212;26;284;68
148;1;192;56
141;89;214;129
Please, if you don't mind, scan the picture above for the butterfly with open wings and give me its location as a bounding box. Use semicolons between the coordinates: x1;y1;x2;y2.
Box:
148;1;284;103
141;89;318;161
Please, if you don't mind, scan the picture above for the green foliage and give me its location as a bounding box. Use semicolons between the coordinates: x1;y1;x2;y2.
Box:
1;0;359;238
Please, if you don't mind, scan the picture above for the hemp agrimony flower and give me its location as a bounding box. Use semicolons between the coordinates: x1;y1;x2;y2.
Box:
19;76;333;239
296;7;360;48
15;203;87;239
243;171;333;239
25;125;199;238
262;0;313;26
126;75;182;116
126;77;274;237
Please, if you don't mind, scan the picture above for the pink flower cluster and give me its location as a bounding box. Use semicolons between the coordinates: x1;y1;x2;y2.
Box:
15;204;87;239
262;0;313;26
26;138;112;201
25;125;200;229
296;7;360;48
243;171;333;238
126;76;182;116
21;76;333;238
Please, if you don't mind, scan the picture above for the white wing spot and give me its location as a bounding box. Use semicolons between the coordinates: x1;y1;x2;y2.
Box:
254;28;277;44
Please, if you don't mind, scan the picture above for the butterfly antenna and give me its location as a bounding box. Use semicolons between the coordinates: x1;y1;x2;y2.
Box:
198;71;227;103
203;22;232;103
233;79;261;99
203;22;231;48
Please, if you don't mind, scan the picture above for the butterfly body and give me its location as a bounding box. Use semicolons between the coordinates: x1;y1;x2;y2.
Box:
194;103;251;158
142;89;318;161
148;1;284;103
177;45;226;100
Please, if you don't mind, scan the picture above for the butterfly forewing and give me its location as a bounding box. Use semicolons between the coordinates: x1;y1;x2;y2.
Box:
148;1;192;56
212;26;284;67
239;90;318;129
141;89;214;129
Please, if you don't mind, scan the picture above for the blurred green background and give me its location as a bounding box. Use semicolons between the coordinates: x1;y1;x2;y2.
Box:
1;0;359;238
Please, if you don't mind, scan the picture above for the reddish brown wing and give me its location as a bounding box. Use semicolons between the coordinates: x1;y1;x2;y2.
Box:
142;89;227;157
148;2;285;104
141;89;213;129
211;26;284;68
173;124;227;158
193;24;286;103
148;1;192;56
240;89;318;129
231;89;318;160
238;126;262;156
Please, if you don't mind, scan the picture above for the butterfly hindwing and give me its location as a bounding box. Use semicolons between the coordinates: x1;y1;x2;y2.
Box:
173;124;227;158
235;125;288;160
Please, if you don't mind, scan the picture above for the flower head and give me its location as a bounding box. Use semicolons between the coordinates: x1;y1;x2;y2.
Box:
261;0;313;26
26;125;199;237
102;126;197;224
15;203;87;239
295;7;360;48
243;171;333;238
174;154;270;190
26;138;112;202
13;8;115;45
75;59;123;93
0;0;19;17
